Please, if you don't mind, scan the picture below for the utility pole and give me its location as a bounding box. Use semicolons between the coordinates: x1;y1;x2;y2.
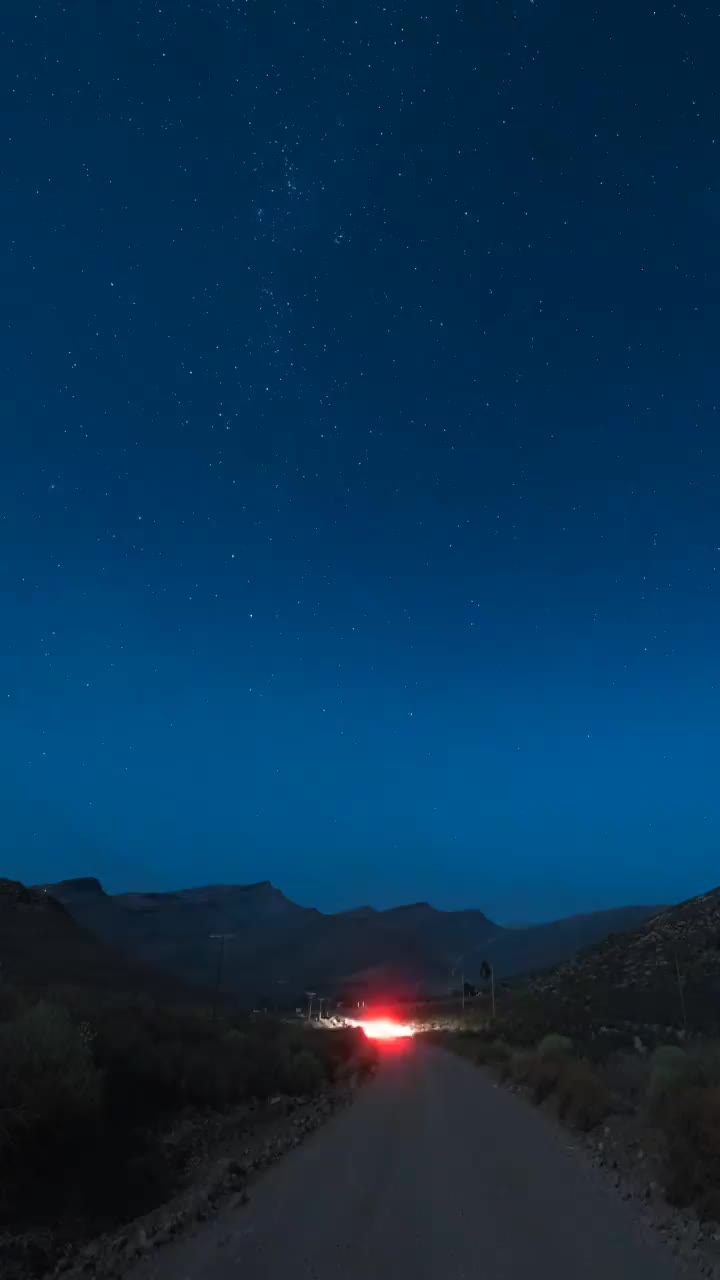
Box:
480;959;496;1019
673;950;688;1036
451;956;465;1011
305;991;316;1022
209;933;235;1022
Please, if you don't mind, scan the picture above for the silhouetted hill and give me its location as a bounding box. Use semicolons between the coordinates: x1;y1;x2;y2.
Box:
486;905;665;977
0;878;191;1000
39;877;662;1006
530;886;720;1034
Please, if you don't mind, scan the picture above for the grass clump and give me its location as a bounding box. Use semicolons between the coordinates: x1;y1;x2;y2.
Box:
646;1044;693;1118
686;1043;720;1089
658;1084;720;1208
537;1033;573;1059
506;1049;533;1085
0;1001;103;1159
474;1039;512;1069
648;1043;720;1211
556;1060;611;1131
527;1056;565;1103
507;1042;609;1131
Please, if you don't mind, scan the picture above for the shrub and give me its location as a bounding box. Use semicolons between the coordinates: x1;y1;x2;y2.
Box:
504;1045;609;1130
0;992;363;1247
0;1002;102;1154
604;1050;650;1104
659;1085;720;1207
280;1049;325;1096
0;1002;104;1222
508;1049;533;1085
90;1002;333;1112
0;980;23;1024
648;1044;689;1109
475;1039;511;1069
496;1050;515;1084
653;1044;688;1071
556;1060;611;1131
537;1033;573;1060
698;1187;720;1225
526;1054;564;1103
354;1042;378;1081
441;1033;482;1061
687;1043;720;1090
308;1026;377;1082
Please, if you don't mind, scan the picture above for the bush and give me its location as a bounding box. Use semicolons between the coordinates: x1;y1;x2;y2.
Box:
0;1002;104;1222
505;1050;560;1100
89;1001;246;1113
439;1033;483;1061
89;1001;341;1112
648;1044;689;1109
0;992;374;1248
510;1050;561;1102
659;1085;720;1207
507;1049;532;1084
280;1049;325;1096
475;1039;511;1069
505;1046;609;1130
537;1033;573;1060
698;1187;720;1225
556;1060;611;1131
687;1043;720;1090
604;1050;650;1104
526;1055;564;1103
0;1002;102;1154
496;1050;516;1084
306;1026;377;1083
0;980;23;1024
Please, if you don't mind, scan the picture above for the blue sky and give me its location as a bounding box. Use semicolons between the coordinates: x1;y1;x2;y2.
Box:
2;0;719;921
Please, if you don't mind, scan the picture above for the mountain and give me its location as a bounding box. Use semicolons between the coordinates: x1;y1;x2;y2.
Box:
530;886;720;1035
485;905;665;978
36;877;317;998
0;878;192;1001
38;877;661;1006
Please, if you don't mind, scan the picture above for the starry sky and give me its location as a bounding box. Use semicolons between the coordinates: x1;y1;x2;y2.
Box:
2;0;719;922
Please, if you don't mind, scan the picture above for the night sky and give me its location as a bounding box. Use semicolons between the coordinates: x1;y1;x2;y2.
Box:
2;1;719;922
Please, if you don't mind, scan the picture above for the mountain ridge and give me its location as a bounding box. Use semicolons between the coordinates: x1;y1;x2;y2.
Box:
522;884;720;1036
0;878;194;1001
37;875;662;1005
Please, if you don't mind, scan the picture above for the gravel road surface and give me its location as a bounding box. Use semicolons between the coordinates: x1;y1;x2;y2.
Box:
132;1041;687;1280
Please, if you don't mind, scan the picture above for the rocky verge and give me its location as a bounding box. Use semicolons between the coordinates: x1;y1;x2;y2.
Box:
27;1086;357;1280
579;1113;720;1279
492;1050;720;1279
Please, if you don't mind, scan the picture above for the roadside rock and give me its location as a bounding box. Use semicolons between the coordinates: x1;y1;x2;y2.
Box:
41;1086;355;1280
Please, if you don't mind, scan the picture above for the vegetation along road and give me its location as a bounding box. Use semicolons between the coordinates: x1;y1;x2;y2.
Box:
132;1040;687;1280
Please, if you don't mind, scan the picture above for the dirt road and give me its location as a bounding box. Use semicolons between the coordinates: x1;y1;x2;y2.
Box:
132;1041;687;1280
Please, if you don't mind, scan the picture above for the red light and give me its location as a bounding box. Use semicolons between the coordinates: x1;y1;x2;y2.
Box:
354;1018;415;1040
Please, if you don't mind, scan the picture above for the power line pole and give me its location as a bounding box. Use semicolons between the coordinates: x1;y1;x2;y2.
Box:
673;950;687;1035
209;933;235;1022
480;959;496;1019
451;956;465;1011
305;991;316;1022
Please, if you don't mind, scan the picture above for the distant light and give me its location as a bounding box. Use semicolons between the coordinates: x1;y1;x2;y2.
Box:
353;1018;415;1041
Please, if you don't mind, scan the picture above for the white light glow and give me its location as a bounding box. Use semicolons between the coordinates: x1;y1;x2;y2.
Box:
352;1018;416;1040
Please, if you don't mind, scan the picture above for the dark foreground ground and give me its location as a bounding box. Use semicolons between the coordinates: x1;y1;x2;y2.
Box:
131;1040;687;1280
